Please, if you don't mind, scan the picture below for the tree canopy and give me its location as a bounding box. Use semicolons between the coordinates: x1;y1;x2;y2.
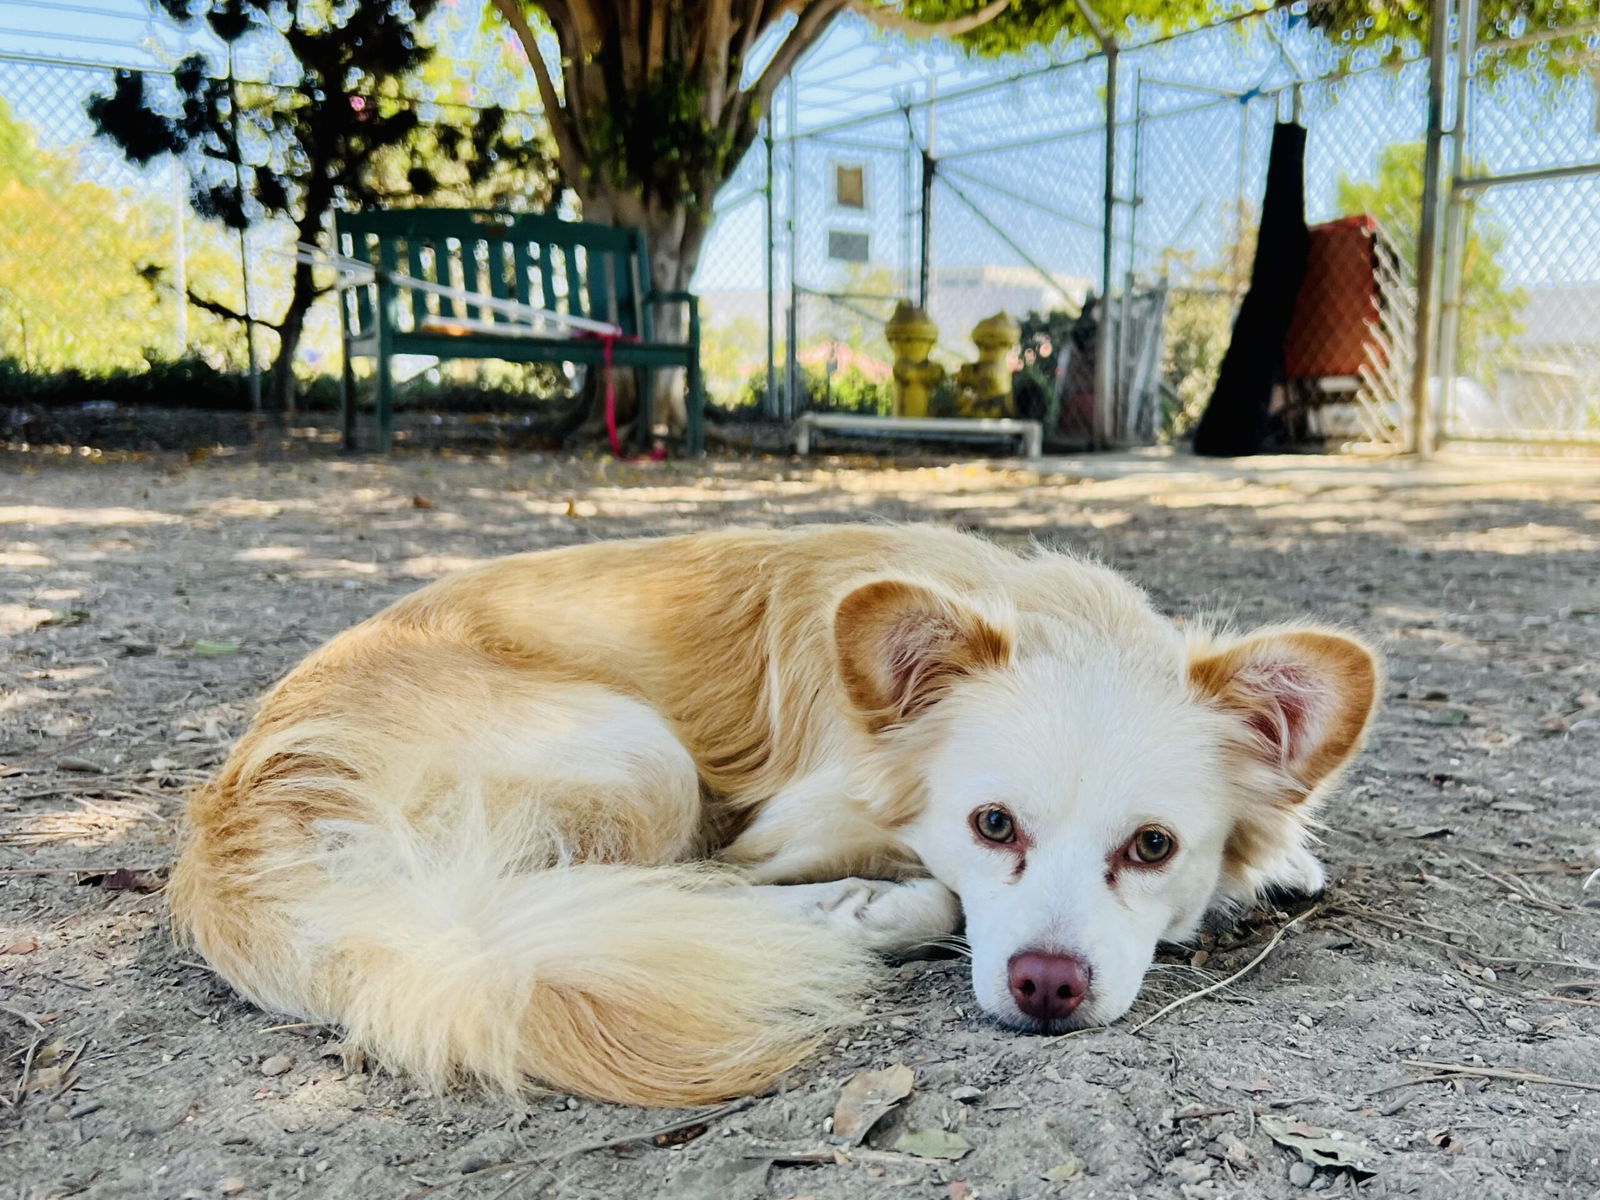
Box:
88;0;556;414
0;96;244;373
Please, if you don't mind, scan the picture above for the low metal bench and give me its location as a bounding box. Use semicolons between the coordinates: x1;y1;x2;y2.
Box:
335;209;705;453
793;412;1044;459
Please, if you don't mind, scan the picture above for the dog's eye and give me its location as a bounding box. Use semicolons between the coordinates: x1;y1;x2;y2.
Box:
971;805;1017;845
1129;825;1176;865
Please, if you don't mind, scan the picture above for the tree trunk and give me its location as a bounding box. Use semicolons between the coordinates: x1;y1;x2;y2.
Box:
265;215;326;420
267;298;307;419
570;190;712;440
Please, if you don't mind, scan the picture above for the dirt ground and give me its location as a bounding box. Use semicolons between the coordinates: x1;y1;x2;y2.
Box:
2;444;1598;1200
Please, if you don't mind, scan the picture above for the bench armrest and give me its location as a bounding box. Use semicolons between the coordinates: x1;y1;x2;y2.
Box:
647;289;699;312
645;289;701;345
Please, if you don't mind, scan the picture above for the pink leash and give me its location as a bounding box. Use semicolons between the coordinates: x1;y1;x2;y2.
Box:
592;331;668;462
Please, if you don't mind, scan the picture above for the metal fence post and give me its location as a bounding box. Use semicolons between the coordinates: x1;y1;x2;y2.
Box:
785;77;799;423
227;55;262;414
901;102;915;302
1410;0;1454;459
919;147;934;309
1436;0;1478;446
1118;68;1144;434
171;158;188;355
764;119;778;420
1072;0;1118;449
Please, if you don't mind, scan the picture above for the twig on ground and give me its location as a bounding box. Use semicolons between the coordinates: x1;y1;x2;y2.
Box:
0;737;98;778
12;1035;42;1107
0;866;167;876
1130;904;1322;1034
750;1145;933;1168
108;784;186;803
1393;1060;1600;1094
52;1039;89;1099
401;1096;755;1199
1331;903;1600;977
0;785;89;802
0;1005;47;1034
1461;997;1493;1034
1172;1105;1237;1121
1456;855;1598;920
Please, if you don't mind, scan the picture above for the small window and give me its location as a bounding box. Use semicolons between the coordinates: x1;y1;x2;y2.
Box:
834;163;866;210
828;230;871;263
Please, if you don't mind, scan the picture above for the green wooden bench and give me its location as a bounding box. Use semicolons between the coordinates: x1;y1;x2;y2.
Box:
334;208;705;453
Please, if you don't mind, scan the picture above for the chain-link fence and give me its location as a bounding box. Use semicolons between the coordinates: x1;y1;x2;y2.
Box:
0;50;236;375
0;42;546;415
6;2;1600;452
1436;7;1600;446
687;0;1600;453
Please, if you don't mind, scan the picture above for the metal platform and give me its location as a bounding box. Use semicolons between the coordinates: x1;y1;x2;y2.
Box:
792;412;1044;459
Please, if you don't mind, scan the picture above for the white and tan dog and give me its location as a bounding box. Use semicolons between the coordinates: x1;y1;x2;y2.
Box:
170;525;1378;1106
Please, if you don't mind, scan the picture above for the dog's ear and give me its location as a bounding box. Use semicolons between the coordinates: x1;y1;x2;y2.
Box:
834;580;1011;733
1189;628;1379;802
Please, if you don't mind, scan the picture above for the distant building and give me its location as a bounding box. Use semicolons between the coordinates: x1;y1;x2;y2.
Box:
1473;283;1600;433
926;266;1091;352
698;264;1092;357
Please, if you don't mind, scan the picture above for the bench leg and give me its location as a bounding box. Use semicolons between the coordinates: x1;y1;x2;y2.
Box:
795;416;812;456
1024;424;1042;458
687;356;705;457
637;368;653;455
339;348;358;453
375;282;397;454
375;353;394;453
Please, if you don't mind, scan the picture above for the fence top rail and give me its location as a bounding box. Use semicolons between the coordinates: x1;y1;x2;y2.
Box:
773;0;1455;146
776;0;1312;143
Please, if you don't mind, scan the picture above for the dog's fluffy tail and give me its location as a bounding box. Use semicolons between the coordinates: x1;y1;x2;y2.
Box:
170;809;874;1107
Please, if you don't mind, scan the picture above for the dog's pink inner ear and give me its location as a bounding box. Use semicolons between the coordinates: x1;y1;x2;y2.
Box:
834;580;1010;732
1190;630;1379;799
1234;660;1321;765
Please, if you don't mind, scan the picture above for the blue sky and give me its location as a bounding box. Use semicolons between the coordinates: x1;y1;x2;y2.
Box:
4;0;1599;295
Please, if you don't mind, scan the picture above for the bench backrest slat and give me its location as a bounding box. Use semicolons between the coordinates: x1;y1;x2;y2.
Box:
458;237;481;322
405;237;427;326
335;210;652;340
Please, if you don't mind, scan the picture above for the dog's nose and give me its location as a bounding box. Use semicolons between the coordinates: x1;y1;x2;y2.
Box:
1007;951;1091;1022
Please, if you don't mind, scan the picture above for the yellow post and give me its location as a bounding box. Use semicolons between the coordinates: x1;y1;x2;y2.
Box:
955;311;1020;418
885;300;944;418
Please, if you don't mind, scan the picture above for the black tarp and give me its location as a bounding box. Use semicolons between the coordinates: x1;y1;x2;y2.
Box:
1192;121;1311;457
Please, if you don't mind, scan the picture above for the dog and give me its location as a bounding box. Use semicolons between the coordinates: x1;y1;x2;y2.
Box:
169;524;1379;1106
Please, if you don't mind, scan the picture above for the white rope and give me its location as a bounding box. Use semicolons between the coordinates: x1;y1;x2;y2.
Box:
290;241;624;338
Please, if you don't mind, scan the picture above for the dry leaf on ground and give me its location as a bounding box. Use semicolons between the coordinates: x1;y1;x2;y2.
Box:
831;1063;914;1145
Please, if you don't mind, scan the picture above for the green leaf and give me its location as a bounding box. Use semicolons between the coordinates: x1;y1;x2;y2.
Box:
41;608;91;627
191;640;240;658
1041;1159;1082;1182
894;1128;971;1160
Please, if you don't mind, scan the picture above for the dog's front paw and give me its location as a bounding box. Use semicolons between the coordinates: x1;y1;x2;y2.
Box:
1259;842;1327;902
759;877;961;956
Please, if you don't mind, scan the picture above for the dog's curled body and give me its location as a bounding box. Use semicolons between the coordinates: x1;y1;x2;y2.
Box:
170;525;1378;1106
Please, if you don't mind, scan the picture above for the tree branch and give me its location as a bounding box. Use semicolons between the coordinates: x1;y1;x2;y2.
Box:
849;0;1012;38
489;0;590;185
747;0;850;110
184;288;283;332
702;0;735;123
531;0;591;135
729;0;850;165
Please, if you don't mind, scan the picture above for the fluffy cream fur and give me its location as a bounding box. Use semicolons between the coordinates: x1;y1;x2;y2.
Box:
170;525;1378;1106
